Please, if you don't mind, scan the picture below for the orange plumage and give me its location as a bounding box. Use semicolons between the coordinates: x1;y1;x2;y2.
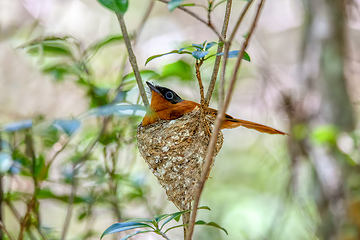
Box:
142;82;286;135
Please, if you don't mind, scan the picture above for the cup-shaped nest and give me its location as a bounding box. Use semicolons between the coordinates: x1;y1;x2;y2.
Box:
137;109;223;211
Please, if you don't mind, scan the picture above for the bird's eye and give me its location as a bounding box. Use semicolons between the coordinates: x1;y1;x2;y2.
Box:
165;91;173;100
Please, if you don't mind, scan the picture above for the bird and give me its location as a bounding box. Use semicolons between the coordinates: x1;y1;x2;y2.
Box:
142;82;287;135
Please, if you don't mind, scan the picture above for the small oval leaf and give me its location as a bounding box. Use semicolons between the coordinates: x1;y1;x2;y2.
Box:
215;50;251;62
168;0;186;12
0;152;13;173
52;119;81;136
192;50;209;59
145;50;179;65
195;220;228;235
2;120;33;132
98;0;128;14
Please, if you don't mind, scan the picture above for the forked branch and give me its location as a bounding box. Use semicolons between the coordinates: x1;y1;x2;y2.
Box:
186;1;266;239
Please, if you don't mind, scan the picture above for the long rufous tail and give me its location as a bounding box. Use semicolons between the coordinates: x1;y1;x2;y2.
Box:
221;118;287;135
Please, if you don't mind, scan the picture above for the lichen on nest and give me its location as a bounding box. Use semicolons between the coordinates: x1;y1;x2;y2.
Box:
137;108;223;211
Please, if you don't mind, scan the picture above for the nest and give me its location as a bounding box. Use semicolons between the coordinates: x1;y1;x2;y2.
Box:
137;109;223;211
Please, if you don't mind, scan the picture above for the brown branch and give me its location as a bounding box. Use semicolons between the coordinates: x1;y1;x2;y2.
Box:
0;221;15;240
116;14;149;107
114;0;155;99
157;0;224;42
5;201;36;240
228;0;254;43
204;0;232;106
18;197;36;240
185;1;266;239
195;61;205;108
219;0;253;106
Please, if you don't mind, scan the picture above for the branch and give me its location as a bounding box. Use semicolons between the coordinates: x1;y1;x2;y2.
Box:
0;221;15;240
60;118;109;240
116;14;149;107
204;0;232;106
186;1;266;239
157;0;224;42
228;0;254;43
219;0;253;106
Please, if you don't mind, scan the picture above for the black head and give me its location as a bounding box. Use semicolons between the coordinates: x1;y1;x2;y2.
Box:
146;82;183;104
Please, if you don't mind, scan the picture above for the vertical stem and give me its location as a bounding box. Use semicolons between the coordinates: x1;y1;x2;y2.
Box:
218;42;230;107
116;13;149;107
186;1;266;239
205;0;232;107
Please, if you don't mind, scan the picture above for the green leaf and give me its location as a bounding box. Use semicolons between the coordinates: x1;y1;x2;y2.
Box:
86;34;124;58
311;125;339;145
26;39;73;57
168;0;186;12
101;222;152;239
215;50;251;61
192;50;209;59
194;220;228;235
162;60;192;81
0;152;13;173
36;188;88;204
160;206;210;230
145;50;176;65
192;43;205;50
82;104;145;118
34;155;48;181
145;49;192;65
205;42;217;51
98;0;128;14
2;120;33;132
160;209;192;229
42;64;76;81
52;119;81;136
181;3;196;7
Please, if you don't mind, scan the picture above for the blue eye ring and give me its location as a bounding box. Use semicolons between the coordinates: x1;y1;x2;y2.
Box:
165;92;173;99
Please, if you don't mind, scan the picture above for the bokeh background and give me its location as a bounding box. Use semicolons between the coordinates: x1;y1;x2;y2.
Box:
1;0;360;239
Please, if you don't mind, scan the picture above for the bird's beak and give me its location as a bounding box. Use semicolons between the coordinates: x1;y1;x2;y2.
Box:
146;81;161;94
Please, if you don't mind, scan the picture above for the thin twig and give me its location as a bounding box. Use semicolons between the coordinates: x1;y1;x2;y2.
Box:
60;118;109;240
186;1;266;239
0;221;15;240
228;0;253;43
116;14;149;107
114;0;155;98
204;0;232;106
159;231;170;240
218;41;230;107
18;196;36;240
219;0;253;106
157;0;224;42
5;201;36;240
133;0;155;46
195;61;205;108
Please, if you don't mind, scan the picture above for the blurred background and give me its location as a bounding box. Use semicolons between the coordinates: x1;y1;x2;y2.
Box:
1;0;360;239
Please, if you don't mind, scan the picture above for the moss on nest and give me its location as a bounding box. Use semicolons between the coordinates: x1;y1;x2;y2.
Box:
137;108;223;211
